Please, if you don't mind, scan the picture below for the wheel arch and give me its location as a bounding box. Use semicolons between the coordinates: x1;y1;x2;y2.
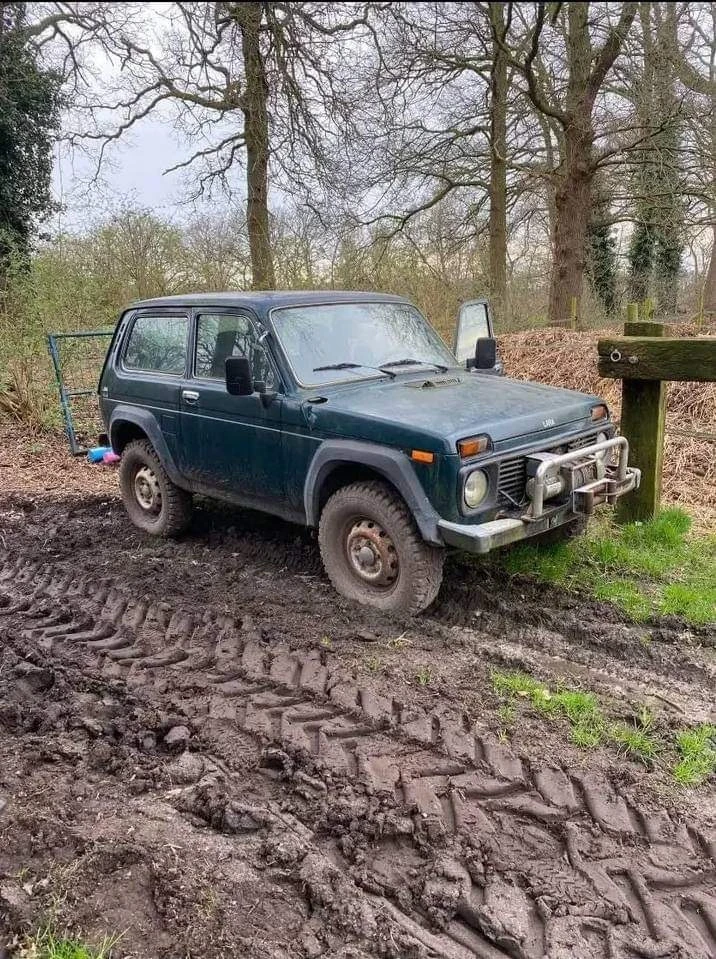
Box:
108;406;183;485
304;441;443;546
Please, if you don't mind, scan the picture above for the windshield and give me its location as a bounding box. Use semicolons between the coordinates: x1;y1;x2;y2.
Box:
271;301;457;387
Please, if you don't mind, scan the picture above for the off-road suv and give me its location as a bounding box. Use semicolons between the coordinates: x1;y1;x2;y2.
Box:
98;292;640;614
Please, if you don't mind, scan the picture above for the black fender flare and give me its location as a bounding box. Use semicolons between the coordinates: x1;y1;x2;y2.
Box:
108;405;183;486
303;440;443;545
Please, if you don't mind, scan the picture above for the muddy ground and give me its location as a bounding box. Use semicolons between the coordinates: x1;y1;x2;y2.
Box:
0;430;714;959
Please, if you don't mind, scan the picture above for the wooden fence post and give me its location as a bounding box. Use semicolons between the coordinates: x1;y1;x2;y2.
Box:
615;304;666;523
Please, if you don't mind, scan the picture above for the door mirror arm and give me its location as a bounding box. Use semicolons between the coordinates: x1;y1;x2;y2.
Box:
259;390;278;408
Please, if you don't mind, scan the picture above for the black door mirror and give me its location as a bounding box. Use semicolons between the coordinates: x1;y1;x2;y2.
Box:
225;356;254;396
475;337;497;369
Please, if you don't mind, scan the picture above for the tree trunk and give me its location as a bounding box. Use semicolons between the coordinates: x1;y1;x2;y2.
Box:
704;224;716;315
547;4;593;324
237;2;275;289
488;2;508;326
545;2;636;324
548;123;593;324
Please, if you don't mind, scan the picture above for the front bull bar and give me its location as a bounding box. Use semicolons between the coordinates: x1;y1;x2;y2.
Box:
527;435;638;519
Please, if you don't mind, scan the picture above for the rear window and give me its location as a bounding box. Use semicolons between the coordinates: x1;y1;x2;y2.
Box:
123;314;188;374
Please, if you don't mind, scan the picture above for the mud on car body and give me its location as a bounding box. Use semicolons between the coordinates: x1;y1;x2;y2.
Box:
98;291;640;614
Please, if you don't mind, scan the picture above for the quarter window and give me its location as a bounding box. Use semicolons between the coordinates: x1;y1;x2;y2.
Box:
195;313;275;387
124;314;188;374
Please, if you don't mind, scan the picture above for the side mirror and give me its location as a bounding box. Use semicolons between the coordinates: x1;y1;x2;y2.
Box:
475;337;497;369
225;356;254;396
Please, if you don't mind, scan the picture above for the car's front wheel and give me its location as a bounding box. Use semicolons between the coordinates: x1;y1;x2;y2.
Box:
318;480;444;615
118;439;193;537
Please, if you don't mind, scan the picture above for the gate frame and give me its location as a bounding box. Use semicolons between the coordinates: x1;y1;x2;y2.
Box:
47;330;114;456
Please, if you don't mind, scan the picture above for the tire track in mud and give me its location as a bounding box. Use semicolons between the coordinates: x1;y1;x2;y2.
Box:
1;558;715;959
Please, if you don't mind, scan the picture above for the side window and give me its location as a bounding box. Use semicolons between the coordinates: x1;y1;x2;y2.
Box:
195;313;275;387
124;314;188;374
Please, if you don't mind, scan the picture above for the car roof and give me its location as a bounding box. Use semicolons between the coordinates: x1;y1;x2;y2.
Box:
129;290;412;310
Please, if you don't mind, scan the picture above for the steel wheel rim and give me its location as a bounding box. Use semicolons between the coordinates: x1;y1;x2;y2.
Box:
345;517;399;589
134;465;162;514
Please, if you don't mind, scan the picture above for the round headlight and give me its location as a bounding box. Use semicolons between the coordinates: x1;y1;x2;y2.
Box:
464;469;489;509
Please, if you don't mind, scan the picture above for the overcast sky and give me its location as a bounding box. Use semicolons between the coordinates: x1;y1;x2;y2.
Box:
52;116;229;230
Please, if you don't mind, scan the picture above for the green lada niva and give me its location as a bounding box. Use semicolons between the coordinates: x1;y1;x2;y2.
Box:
99;292;639;613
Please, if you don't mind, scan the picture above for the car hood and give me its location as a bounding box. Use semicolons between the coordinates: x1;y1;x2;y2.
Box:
305;371;604;453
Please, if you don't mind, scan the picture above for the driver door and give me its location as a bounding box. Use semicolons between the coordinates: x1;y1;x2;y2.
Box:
454;299;502;374
178;309;284;503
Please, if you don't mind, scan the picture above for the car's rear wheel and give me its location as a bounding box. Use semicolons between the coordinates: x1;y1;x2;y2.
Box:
318;480;444;615
118;439;193;537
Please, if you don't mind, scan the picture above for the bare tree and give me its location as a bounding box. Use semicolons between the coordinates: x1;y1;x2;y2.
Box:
499;2;637;323
626;2;684;313
664;1;716;315
488;2;509;322
71;2;368;289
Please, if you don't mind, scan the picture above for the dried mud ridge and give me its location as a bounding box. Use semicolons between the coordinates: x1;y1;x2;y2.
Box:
1;557;715;959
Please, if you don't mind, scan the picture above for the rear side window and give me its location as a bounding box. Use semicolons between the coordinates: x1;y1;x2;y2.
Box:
123;314;188;374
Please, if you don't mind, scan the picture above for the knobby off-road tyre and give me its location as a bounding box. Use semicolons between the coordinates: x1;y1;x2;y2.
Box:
118;439;193;537
318;480;444;615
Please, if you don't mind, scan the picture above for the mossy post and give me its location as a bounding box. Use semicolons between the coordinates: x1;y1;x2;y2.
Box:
616;304;666;523
570;296;578;331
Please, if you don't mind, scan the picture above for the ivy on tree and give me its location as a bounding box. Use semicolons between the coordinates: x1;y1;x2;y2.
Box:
0;2;61;270
586;185;617;316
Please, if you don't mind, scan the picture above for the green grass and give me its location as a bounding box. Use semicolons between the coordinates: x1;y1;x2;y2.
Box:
365;654;383;672
491;670;715;785
415;665;432;685
499;508;715;625
610;711;659;764
17;927;121;959
491;671;605;747
672;724;716;786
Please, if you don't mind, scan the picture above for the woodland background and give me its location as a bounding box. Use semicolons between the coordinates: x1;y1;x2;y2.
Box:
0;1;715;426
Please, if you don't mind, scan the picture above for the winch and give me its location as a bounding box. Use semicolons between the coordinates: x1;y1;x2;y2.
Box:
525;450;606;505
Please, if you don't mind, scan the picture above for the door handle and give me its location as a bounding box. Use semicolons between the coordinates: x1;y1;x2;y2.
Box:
182;389;200;405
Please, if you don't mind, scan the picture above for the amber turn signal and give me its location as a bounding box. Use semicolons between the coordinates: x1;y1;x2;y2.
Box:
457;435;490;458
411;449;435;464
591;404;608;421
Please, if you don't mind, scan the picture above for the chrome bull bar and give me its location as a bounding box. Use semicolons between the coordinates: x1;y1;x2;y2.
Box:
527;436;637;519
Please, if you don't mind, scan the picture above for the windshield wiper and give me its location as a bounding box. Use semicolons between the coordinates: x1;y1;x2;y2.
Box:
380;358;449;373
312;362;396;379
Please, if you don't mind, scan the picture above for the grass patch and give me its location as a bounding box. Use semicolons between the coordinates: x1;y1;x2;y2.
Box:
672;724;716;786
415;665;432;685
491;671;604;747
499;508;715;625
491;671;716;784
610;709;659;764
17;927;121;959
364;654;383;672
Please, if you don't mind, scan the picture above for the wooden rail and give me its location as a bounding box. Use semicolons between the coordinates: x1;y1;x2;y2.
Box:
597;304;716;523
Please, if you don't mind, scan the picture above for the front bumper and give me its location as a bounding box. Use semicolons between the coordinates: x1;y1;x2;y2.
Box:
438;436;640;555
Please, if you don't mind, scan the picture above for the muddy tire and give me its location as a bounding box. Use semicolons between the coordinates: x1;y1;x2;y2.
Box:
318;480;444;614
118;439;193;537
533;515;588;546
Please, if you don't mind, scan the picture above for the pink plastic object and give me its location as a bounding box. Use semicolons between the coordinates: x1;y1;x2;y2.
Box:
102;451;121;465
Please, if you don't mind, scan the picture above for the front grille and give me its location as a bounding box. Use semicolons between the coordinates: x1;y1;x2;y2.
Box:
496;432;599;507
497;456;527;506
